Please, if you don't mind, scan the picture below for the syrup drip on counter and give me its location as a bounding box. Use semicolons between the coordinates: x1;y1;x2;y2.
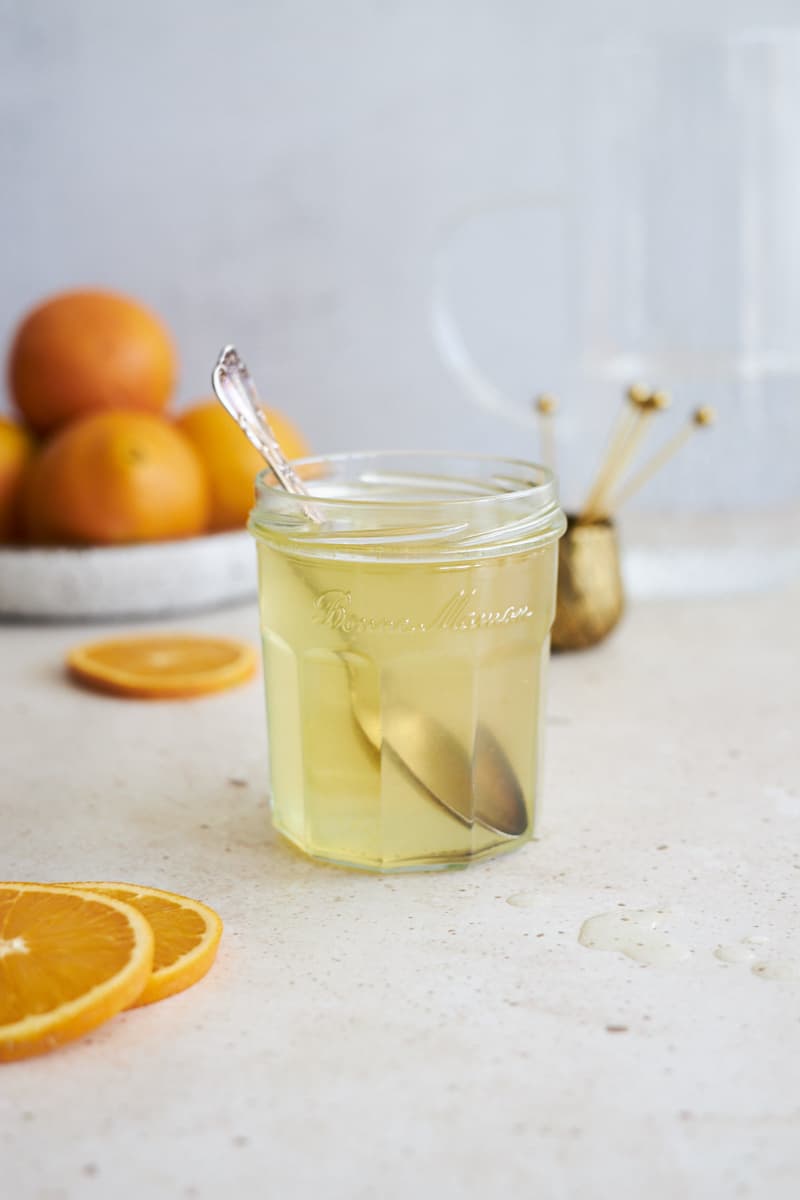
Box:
750;959;800;982
579;921;800;980
715;937;800;979
714;937;768;965
578;908;691;966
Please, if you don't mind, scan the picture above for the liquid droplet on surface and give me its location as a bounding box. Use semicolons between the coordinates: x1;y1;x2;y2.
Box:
578;909;691;966
506;892;538;909
715;944;755;965
751;960;800;982
715;936;769;965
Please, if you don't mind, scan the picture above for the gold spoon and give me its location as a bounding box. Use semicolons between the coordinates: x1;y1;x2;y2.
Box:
212;345;528;839
341;651;527;837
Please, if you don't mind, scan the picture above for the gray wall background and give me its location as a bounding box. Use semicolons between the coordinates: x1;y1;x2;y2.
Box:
2;0;799;516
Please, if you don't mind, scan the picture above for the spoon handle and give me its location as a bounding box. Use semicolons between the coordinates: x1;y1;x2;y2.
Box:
212;345;322;523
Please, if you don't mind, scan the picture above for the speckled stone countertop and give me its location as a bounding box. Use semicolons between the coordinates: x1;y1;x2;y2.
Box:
3;581;799;1199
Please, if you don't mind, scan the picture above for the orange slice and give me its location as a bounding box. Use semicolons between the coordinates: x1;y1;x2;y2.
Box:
55;883;223;1007
66;634;257;699
0;883;154;1062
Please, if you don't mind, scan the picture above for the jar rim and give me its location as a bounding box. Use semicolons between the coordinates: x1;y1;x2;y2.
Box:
255;450;557;507
250;450;566;562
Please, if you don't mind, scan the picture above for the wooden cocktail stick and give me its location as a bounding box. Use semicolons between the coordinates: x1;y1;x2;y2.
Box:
580;384;652;522
534;393;558;472
606;406;717;514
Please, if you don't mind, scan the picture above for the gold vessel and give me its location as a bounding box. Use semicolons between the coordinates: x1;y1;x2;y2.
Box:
551;516;624;651
545;390;713;651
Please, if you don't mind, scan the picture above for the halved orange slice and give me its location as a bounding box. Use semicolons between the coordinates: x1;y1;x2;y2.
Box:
66;634;257;699
0;883;154;1062
56;883;223;1007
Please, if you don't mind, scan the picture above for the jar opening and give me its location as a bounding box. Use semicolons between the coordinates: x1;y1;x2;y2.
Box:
250;451;566;562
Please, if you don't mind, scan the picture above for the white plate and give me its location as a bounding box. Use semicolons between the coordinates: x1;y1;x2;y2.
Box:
0;531;257;621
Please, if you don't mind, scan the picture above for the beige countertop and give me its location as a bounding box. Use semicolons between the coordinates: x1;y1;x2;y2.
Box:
2;580;799;1199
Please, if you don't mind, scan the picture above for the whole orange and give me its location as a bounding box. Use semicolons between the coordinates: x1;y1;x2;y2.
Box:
176;399;310;532
23;411;210;545
8;290;177;435
0;415;36;541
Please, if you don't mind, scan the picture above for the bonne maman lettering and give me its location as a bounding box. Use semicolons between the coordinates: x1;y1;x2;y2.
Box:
312;588;535;634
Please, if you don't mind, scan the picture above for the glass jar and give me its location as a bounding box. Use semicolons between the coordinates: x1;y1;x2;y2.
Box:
249;452;566;872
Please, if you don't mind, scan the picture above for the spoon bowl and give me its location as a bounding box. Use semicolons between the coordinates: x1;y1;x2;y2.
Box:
342;651;527;837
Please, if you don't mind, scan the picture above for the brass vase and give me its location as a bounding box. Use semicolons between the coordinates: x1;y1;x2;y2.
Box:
551;515;624;651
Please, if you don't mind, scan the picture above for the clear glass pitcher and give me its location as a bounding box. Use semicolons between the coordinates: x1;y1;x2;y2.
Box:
431;33;800;588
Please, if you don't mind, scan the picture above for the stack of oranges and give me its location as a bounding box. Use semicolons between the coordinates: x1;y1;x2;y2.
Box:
0;289;309;546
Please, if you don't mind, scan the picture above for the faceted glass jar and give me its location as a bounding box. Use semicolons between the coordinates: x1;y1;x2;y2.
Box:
249;452;566;872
